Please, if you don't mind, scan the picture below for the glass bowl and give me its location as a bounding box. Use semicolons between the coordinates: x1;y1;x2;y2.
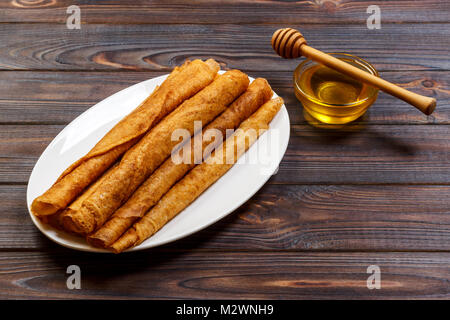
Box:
294;53;379;125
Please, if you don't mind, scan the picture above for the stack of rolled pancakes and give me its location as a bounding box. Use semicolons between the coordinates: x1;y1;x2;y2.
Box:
31;59;283;253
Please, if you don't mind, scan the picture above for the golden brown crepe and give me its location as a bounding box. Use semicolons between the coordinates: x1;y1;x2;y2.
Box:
31;59;220;217
62;70;250;235
110;97;283;253
87;78;273;248
43;163;119;232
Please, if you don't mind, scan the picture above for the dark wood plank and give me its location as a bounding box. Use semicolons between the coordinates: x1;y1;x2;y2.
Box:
1;124;449;184
0;23;448;71
0;71;163;124
275;124;450;184
0;0;448;24
0;251;448;299
4;184;450;251
0;125;61;183
0;70;447;124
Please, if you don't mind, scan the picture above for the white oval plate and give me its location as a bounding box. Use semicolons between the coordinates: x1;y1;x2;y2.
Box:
27;71;290;253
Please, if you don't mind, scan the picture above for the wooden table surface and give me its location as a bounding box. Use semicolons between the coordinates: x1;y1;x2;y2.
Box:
1;0;449;299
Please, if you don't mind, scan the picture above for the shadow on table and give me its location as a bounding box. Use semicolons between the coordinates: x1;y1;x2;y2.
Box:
298;111;416;157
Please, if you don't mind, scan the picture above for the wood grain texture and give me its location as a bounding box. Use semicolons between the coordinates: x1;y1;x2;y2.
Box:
275;124;450;184
0;70;447;124
0;251;448;299
2;124;449;184
1;0;450;300
0;0;448;24
0;23;448;71
4;184;450;251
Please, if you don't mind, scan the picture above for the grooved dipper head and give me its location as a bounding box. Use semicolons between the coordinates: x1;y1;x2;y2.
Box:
271;28;307;59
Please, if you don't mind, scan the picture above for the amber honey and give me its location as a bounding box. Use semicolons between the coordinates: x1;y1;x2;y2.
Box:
294;53;379;125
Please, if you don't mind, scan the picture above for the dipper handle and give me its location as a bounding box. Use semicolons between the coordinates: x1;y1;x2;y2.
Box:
272;28;436;115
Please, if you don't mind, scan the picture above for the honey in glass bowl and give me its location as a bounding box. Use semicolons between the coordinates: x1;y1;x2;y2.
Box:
294;53;379;125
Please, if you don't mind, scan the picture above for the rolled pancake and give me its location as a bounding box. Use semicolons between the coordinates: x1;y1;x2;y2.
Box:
88;78;273;248
31;59;220;217
111;97;283;253
44;163;118;232
62;70;249;235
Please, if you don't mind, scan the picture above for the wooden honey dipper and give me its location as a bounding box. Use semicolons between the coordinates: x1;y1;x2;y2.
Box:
272;28;436;115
